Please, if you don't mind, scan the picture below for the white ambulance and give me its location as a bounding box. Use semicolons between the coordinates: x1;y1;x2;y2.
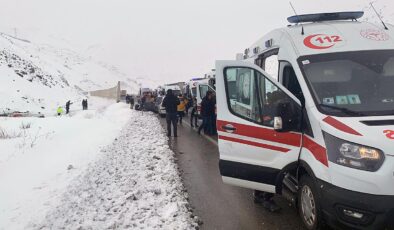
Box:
185;78;204;99
196;72;216;116
216;12;394;230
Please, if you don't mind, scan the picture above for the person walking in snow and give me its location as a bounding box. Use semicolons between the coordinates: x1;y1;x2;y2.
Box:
57;106;63;116
162;89;180;137
81;99;88;110
65;100;72;114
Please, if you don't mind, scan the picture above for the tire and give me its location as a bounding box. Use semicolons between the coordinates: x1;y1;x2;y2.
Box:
298;175;323;230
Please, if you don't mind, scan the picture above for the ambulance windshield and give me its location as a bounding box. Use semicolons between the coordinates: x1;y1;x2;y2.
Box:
299;50;394;117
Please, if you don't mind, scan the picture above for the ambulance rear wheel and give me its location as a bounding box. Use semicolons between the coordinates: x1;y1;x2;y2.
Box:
298;176;322;230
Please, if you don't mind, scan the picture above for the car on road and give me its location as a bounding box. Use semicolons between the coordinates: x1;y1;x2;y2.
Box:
155;96;166;117
216;11;394;230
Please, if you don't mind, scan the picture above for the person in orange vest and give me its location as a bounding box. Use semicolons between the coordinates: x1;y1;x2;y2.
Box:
177;94;187;124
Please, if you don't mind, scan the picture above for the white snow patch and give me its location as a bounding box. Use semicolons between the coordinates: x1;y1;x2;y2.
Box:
35;111;197;230
0;108;197;229
0;99;132;229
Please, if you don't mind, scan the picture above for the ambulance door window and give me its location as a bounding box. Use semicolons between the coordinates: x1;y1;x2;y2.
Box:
199;85;209;99
257;76;290;127
224;68;260;122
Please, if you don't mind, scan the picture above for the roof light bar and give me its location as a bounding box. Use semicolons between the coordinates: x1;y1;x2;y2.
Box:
287;11;364;24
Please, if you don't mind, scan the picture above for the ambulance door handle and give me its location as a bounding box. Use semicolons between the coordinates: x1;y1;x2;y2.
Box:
222;124;236;133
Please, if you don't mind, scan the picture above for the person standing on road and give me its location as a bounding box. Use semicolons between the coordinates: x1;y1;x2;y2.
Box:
185;95;192;115
190;97;198;128
162;89;180;137
198;91;215;135
130;96;135;109
210;93;217;135
177;94;186;124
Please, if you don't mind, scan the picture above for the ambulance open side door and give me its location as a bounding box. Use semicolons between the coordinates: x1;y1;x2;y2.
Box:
216;60;303;193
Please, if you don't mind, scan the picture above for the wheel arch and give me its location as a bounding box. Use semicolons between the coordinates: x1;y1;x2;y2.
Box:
275;160;318;194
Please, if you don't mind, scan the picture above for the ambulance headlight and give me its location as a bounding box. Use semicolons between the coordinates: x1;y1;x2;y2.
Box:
324;133;385;172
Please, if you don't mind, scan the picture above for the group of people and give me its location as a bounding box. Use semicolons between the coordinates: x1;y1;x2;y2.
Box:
162;89;216;137
56;99;88;116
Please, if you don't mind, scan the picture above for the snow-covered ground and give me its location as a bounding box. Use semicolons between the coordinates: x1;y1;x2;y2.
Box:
0;31;139;115
0;99;197;229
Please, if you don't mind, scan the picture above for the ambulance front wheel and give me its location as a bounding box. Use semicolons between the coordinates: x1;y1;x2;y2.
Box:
298;175;323;230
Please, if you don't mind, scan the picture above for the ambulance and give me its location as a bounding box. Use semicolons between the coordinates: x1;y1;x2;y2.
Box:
216;12;394;230
185;78;204;99
196;71;216;116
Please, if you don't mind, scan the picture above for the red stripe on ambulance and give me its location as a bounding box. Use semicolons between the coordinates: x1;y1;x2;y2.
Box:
217;120;301;147
217;120;328;167
302;135;328;167
323;116;362;136
218;135;291;153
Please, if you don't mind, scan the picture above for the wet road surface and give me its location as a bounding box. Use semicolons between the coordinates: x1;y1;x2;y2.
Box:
159;115;307;230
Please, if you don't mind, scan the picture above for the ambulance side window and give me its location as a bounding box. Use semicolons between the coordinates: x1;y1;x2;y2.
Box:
224;68;261;122
255;49;279;81
199;85;209;100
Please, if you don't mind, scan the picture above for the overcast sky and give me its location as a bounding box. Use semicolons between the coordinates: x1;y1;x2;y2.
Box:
0;0;393;86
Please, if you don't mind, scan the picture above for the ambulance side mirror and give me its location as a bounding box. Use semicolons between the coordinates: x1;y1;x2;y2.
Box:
273;99;302;132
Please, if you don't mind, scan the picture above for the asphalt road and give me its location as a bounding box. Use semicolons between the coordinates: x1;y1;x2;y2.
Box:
158;114;307;230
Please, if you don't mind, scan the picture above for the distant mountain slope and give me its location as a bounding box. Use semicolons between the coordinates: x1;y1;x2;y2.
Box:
0;32;139;115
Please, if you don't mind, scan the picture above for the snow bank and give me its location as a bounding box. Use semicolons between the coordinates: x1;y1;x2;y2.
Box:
0;98;132;229
34;111;197;229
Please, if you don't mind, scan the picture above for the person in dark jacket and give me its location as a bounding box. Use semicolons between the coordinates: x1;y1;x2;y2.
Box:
198;91;215;135
162;89;180;137
130;96;135;109
65;100;72;114
190;97;198;128
82;99;88;110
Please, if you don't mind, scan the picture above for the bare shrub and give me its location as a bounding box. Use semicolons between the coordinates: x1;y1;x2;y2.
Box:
0;126;21;139
20;122;32;130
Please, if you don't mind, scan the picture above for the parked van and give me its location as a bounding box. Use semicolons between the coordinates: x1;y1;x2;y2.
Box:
216;12;394;230
164;84;181;96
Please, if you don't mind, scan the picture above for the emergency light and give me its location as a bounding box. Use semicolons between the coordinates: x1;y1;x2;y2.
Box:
287;11;364;24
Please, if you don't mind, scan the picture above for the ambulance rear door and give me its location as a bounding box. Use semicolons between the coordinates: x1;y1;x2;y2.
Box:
216;60;303;193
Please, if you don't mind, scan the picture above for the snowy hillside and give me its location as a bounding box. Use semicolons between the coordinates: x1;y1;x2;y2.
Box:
0;32;139;115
